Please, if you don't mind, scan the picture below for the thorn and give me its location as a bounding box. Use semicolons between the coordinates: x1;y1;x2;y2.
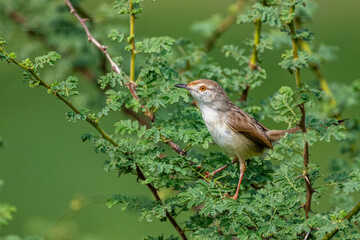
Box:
304;229;311;240
83;18;90;22
87;36;92;42
295;174;303;180
70;9;75;14
101;45;109;51
304;175;311;185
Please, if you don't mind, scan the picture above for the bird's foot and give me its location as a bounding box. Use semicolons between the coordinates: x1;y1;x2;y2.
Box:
204;171;214;179
223;193;238;200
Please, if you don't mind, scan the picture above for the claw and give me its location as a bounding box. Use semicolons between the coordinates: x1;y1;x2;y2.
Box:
223;193;238;200
204;171;213;178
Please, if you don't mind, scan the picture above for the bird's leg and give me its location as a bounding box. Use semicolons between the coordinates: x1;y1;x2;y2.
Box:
229;158;246;200
205;157;238;178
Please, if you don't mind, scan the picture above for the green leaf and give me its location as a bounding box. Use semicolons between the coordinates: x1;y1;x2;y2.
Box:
108;29;125;43
134;37;175;53
34;51;61;69
48;76;79;98
114;119;140;134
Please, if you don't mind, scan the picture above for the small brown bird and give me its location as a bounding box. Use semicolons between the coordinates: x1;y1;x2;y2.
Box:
175;79;300;200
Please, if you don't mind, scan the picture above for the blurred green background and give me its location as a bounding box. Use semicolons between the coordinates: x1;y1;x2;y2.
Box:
0;0;359;239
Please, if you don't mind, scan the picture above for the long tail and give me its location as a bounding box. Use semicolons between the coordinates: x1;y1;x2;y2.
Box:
266;126;301;142
266;119;348;142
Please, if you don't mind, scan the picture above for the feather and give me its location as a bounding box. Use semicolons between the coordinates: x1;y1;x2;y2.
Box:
225;107;273;149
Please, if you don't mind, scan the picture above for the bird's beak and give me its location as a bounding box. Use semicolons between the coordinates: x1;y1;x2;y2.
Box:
174;83;190;90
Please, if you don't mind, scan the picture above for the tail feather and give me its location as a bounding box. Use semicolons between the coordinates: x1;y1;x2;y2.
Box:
266;126;301;142
266;119;347;142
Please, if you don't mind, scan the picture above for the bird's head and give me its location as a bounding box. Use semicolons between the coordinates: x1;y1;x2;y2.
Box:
174;79;229;105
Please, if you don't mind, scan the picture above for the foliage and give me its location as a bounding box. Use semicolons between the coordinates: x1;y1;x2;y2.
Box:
0;180;16;231
0;0;359;239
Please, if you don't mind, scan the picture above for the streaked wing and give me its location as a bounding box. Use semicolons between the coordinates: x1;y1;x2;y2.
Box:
226;109;273;149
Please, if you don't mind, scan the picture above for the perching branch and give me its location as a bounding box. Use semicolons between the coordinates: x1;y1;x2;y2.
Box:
0;46;187;240
322;201;360;240
288;4;314;219
204;0;246;52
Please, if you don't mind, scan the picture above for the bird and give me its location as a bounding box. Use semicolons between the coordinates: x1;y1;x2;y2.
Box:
175;79;301;200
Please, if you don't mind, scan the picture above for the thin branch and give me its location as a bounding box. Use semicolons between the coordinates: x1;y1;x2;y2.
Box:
136;166;188;239
295;17;336;108
6;7;151;127
204;0;246;52
240;85;250;103
240;17;262;102
64;0;154;121
288;4;314;219
49;194;106;238
6;8;109;85
65;0;121;74
129;0;136;83
248;18;262;71
322;201;360;240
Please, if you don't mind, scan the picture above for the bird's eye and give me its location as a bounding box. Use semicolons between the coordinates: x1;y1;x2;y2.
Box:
199;85;207;91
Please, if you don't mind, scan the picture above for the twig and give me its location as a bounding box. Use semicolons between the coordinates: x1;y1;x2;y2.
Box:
240;16;262;102
248;18;262;71
129;0;136;83
322;201;360;240
240;85;250;102
6;7;150;127
295;17;336;108
64;0;154;121
204;0;246;52
6;9;98;82
136;166;188;240
48;194;106;239
288;3;314;219
65;0;121;75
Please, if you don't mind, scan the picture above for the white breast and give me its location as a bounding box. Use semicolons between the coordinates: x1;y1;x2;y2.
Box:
199;105;256;158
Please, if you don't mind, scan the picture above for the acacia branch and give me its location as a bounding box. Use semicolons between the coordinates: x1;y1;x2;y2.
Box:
64;0;155;121
129;0;136;83
204;0;246;52
288;4;314;219
322;201;360;240
295;17;336;108
0;46;187;240
6;7;150;127
65;0;121;75
241;17;262;102
64;0;187;156
5;9;98;82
